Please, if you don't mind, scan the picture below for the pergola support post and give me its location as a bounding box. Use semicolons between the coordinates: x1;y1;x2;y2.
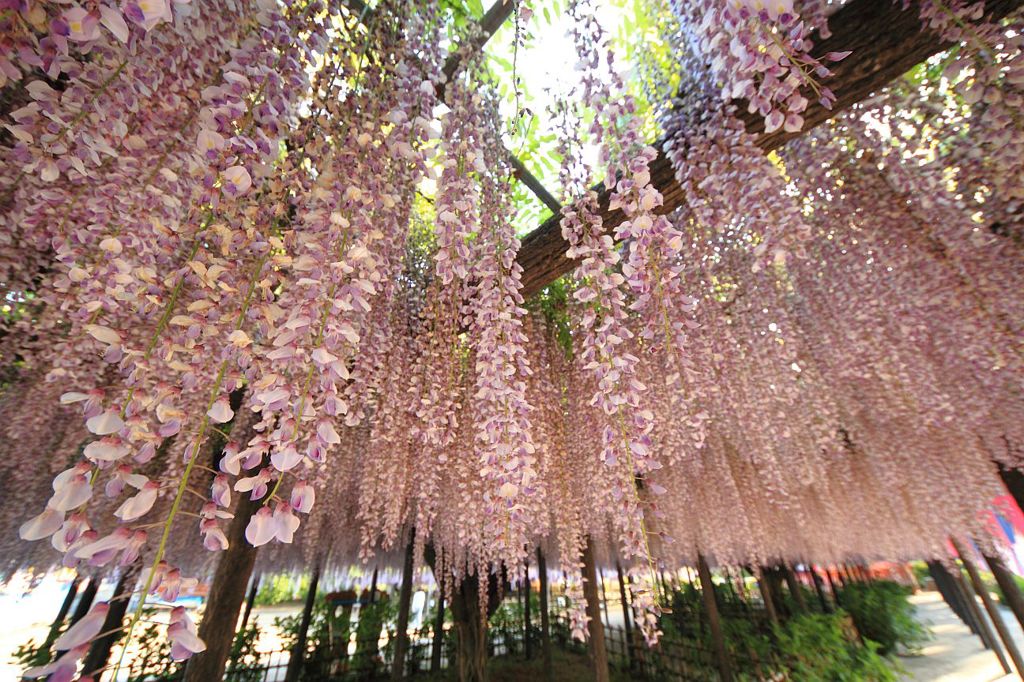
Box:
984;551;1024;632
782;563;807;614
581;536;610;682
615;560;635;668
391;532;416;681
929;560;982;637
756;566;779;625
955;562;1011;673
824;568;841;608
953;537;1024;677
430;588;445;673
524;559;532;660
811;566;831;613
68;577;99;628
285;559;322;682
697;553;733;682
537;547;553;681
45;576;81;646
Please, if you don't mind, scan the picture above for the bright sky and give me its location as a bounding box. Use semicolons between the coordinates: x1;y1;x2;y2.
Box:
482;0;633;232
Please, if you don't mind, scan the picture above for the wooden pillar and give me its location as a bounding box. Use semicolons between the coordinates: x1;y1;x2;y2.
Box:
524;559;533;660
391;534;416;682
984;551;1024;632
81;563;141;678
430;588;445;673
954;562;1011;673
537;548;552;681
45;576;81;645
285;560;322;682
811;566;831;613
615;561;635;667
598;568;610;630
240;573;261;632
697;553;733;682
581;537;610;682
184;489;262;682
824;567;841;607
782;563;807;614
929;560;982;638
69;577;99;627
756;566;779;625
953;537;1024;677
368;566;379;604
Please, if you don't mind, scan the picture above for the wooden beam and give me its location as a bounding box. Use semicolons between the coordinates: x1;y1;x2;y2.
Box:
441;0;518;84
515;0;1024;298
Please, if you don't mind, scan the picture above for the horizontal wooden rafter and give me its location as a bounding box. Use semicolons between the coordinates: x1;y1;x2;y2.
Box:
514;0;1024;298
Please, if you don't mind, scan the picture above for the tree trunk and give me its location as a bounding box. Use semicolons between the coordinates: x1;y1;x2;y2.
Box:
431;588;445;673
391;533;416;682
449;573;489;682
285;560;322;682
697;554;733;682
615;561;635;668
824;568;841;608
69;577;99;628
581;537;609;682
240;573;261;632
184;492;262;682
537;548;552;681
953;537;1023;677
523;559;532;660
81;563;141;678
984;552;1024;633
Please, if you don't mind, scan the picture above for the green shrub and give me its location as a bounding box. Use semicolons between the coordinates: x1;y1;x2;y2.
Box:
255;573;310;606
772;613;897;681
841;580;927;655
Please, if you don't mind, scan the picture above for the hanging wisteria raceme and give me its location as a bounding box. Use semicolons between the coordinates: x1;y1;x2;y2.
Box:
3;0;1024;671
433;45;539;569
560;0;670;644
673;0;845;133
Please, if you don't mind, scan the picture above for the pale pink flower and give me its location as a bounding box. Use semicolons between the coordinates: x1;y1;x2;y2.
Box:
222;166;252;196
54;602;108;650
207;397;234;424
290;480;315;513
211;474;231;507
244;506;275;546
19;507;64;541
63;7;101;42
51;513;89;552
86;410;124;436
272;502;300;543
75;527;132;565
114;481;159;521
48;473;92;512
168;606;206;660
23;644;89;680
